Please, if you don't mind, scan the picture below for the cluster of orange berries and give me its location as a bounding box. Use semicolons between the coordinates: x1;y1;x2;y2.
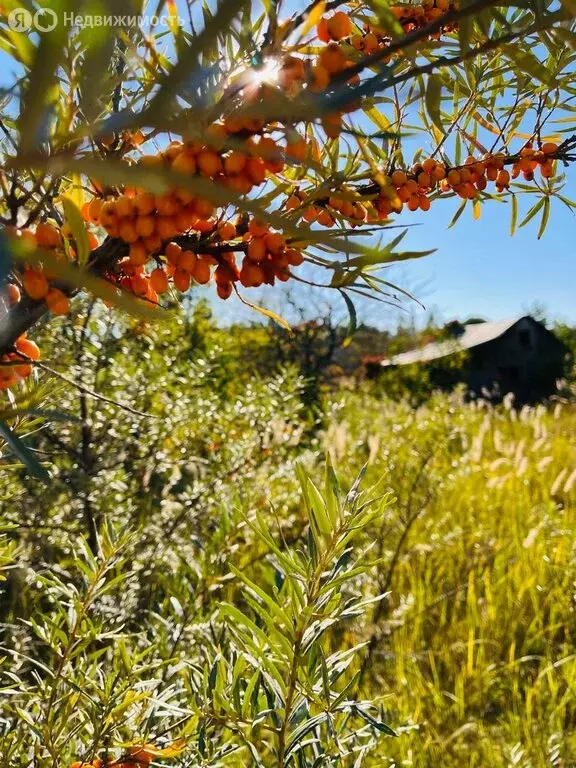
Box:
69;744;153;767
346;1;459;55
0;333;40;390
104;216;303;304
80;129;308;303
308;4;460;138
241;218;304;289
284;142;559;224
88;131;278;249
1;221;102;318
0;220;98;392
510;141;559;181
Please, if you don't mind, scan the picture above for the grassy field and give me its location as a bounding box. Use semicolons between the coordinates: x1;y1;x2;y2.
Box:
327;391;576;766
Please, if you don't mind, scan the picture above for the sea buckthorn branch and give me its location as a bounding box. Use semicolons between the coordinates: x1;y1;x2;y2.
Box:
362;11;568;94
328;0;500;86
0;0;574;398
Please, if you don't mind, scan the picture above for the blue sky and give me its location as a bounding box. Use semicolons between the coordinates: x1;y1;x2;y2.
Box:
379;188;576;326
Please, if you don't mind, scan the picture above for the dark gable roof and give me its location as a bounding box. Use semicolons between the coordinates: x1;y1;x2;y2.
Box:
381;316;538;367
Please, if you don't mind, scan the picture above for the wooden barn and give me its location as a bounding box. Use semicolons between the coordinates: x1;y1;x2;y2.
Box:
379;316;569;402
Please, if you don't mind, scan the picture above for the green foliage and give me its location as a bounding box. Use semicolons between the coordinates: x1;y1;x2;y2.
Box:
1;308;575;765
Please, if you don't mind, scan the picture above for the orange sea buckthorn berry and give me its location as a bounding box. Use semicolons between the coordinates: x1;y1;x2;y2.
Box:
156;216;178;240
135;216;156;239
46;288;70;316
155;194;180;217
285;195;301;211
541;142;558;155
131;273;149;296
204;123;228;150
362;32;379;54
285;138;307;162
322;113;343;139
217;281;233;300
258;137;284;173
194;199;215;219
172;152;197;175
224;151;247;176
391;169;407;186
218;221;237;240
286;248;304;266
23;270;49;300
175;207;197;232
129;241;150;266
317;17;331;43
417;171;431;188
419;195;431;211
150;268;169;294
422;158;437;174
447;169;461;187
179;250;197;273
246;157;267;185
6;283;21;305
35;222;61;249
99;201;117;228
317;210;335;227
143;234;163;254
486;165;498;181
310;65;330;92
88;198;102;224
126;746;154;765
248;218;268;237
118;219;140;244
496;169;510;187
0;365;17;390
194;216;216;233
264;232;286;256
248;237;267;262
165;242;183;266
319;43;346;75
197;150;223;177
192;258;211;284
115;195;136;219
326;11;352;40
432;164;446;181
15;336;40;361
223;113;245;134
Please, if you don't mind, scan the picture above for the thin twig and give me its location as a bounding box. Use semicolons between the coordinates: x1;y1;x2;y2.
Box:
28;360;158;419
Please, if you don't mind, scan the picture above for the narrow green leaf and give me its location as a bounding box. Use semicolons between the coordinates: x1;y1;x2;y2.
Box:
425;75;444;135
537;196;551;239
60;197;90;266
519;197;545;228
510;194;518;236
0;419;49;480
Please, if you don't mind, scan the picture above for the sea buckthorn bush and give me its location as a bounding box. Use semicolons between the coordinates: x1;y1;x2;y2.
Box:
1;0;576;444
1;331;575;765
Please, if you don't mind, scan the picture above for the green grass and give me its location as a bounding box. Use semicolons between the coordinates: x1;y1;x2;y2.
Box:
329;391;576;766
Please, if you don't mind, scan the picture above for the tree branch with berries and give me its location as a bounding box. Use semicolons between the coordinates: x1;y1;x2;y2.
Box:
0;0;575;473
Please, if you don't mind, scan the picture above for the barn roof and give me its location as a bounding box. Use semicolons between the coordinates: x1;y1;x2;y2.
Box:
381;317;525;367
